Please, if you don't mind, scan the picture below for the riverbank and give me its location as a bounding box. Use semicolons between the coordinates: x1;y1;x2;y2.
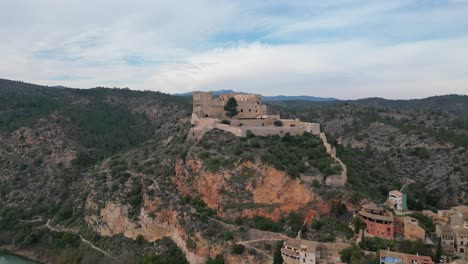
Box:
0;246;44;264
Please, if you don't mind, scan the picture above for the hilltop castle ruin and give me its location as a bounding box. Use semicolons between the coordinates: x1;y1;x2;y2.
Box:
188;91;320;140
187;91;347;187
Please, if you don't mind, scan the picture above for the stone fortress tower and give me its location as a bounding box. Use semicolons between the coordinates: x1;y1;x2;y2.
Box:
193;92;267;119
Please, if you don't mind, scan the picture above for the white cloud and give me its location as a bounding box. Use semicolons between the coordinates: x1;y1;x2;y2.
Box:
145;39;468;99
0;0;467;99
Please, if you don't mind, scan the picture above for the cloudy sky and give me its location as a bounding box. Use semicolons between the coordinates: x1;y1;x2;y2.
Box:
1;0;468;99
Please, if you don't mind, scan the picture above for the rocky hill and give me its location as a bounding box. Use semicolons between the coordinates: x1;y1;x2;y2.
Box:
269;96;468;209
0;79;333;264
0;78;466;263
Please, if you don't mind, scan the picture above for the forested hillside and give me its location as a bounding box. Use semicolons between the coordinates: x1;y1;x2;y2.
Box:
0;79;466;264
269;95;468;209
0;79;193;263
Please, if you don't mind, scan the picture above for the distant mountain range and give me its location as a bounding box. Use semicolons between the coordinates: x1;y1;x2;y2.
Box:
174;90;338;102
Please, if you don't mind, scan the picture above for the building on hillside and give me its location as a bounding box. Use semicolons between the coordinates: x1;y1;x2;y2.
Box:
379;250;434;264
189;91;321;141
358;203;394;239
453;227;468;259
395;216;425;241
422;210;449;225
437;224;456;255
450;206;468;228
387;190;407;212
437;226;468;260
435;205;468;260
281;239;316;264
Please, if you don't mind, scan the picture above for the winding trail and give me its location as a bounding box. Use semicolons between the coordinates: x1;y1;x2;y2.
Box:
19;218;43;223
45;219;114;259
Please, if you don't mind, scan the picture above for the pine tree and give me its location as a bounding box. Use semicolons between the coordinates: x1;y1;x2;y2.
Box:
273;240;283;264
435;237;442;263
224;97;239;118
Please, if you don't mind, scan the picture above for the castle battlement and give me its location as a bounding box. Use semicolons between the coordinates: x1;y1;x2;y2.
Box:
188;91;320;141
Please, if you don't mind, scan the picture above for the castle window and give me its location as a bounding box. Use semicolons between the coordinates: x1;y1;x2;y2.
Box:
249;109;251;112
241;109;244;112
205;114;208;117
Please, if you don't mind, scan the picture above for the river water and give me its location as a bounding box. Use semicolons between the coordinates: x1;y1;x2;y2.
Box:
0;252;38;264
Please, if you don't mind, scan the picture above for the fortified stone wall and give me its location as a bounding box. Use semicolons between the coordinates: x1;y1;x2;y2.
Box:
242;126;309;137
193;92;266;119
230;116;279;127
320;132;347;187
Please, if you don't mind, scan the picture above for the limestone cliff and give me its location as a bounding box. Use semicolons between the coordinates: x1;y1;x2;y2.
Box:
85;196;225;264
175;159;319;221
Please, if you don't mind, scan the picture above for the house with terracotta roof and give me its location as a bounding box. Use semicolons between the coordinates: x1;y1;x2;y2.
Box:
359;203;394;239
379;250;434;264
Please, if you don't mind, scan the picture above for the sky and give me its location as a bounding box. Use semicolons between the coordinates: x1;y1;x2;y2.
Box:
1;0;468;99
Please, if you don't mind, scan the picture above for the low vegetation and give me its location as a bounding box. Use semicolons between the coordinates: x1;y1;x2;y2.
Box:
194;130;340;178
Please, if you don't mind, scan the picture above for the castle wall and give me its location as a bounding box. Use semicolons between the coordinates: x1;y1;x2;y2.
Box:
192;92;266;119
230;116;279;127
243;126;308;137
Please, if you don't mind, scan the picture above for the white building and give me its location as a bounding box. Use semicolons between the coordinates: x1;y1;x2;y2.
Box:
281;239;316;264
387;190;407;211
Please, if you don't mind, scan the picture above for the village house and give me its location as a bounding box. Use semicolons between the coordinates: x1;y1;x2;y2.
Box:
395;216;425;241
387;190;407;212
358;203;395;239
435;205;468;260
281;239;317;264
379;250;434;264
422;210;449;225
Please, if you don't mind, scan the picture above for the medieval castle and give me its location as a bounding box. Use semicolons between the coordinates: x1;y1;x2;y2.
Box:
188;91;347;187
188;92;320;140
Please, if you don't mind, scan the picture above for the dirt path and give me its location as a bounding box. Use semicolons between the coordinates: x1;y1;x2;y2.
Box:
19;218;43;223
44;219;114;259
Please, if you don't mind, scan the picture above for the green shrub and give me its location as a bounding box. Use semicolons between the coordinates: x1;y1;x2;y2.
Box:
223;231;234;241
231;244;245;255
273;120;283;127
206;255;224;264
310;217;353;242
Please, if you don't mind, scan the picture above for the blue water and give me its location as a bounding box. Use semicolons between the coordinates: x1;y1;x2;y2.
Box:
0;252;37;264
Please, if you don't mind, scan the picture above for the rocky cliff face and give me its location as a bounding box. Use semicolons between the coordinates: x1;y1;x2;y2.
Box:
85;196;226;264
175;159;319;221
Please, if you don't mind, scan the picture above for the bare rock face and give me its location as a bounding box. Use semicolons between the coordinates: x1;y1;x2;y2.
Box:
175;159;319;221
85;198;171;241
85;196;226;264
244;163;316;221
